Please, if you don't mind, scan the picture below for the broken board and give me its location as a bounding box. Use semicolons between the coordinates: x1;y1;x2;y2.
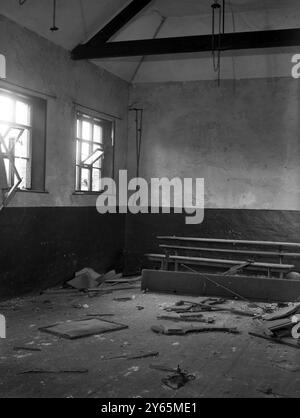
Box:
142;269;300;302
40;318;128;340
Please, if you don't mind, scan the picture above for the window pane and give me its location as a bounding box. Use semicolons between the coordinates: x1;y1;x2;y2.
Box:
75;166;80;190
76;119;81;138
0;125;10;151
76;140;81;164
81;142;90;161
92;169;101;192
7;128;23;149
81;168;90;191
16;101;30;126
0;123;8;137
15;130;29;158
0;96;14;122
84;149;103;166
4;158;10;184
15;158;30;189
93;125;103;143
82;121;91;141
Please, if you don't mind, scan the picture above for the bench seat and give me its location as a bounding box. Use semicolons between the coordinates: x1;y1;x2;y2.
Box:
146;253;295;273
159;244;300;259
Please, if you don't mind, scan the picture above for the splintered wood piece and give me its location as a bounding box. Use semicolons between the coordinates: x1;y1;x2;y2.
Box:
249;332;300;349
151;324;239;336
19;369;88;375
262;304;300;321
157;314;214;324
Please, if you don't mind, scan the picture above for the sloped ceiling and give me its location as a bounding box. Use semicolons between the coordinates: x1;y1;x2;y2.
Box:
0;0;300;82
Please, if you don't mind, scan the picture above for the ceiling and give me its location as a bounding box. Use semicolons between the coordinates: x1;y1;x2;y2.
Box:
0;0;299;82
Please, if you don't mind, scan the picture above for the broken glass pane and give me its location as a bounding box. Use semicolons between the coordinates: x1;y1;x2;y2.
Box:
92;168;101;192
15;130;29;158
81;168;90;191
14;158;29;189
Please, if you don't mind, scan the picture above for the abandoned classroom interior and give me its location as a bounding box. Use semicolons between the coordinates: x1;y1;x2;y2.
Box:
0;0;300;399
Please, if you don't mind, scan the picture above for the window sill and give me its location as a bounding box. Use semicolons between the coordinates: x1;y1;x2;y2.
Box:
72;191;105;196
17;189;49;194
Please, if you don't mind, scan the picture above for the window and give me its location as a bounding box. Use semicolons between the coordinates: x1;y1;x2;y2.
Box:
75;112;114;192
0;93;32;189
0;89;47;192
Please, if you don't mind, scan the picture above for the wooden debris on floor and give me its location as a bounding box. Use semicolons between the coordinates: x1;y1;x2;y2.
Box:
274;361;300;372
250;302;300;348
67;268;101;290
95;270;118;286
39;318;128;340
113;297;134;302
261;303;300;321
66;268;136;292
101;351;159;361
105;276;141;285
157;314;215;324
151;324;239;336
164;299;258;317
19;368;89;375
13;346;42;352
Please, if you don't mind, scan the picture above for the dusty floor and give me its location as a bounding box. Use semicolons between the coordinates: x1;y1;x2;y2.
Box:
0;285;300;399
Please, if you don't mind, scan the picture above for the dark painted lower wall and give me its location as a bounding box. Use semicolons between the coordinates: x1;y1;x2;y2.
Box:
124;209;300;274
1;207;299;299
0;207;125;300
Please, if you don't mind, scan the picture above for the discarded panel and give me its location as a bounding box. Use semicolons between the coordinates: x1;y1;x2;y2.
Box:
40;318;128;340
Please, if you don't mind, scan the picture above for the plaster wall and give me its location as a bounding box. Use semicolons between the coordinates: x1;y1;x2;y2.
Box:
128;78;300;211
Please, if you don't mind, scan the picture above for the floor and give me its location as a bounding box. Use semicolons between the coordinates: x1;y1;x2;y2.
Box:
0;284;300;398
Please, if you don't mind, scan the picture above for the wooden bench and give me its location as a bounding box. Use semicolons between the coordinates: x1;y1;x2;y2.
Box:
145;236;300;278
146;254;295;277
159;245;300;263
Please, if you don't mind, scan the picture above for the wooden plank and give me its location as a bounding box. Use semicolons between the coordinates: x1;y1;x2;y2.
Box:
146;254;295;271
72;0;152;50
158;236;300;249
72;28;300;60
141;269;300;302
159;245;300;259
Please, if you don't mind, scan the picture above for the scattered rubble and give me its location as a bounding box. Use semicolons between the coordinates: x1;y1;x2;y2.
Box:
150;364;195;390
250;302;300;348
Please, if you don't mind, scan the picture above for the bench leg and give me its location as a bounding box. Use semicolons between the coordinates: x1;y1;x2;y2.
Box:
174;251;179;271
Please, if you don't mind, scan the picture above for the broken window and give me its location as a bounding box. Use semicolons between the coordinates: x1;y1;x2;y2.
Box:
0;93;32;189
75;112;114;193
0;89;47;201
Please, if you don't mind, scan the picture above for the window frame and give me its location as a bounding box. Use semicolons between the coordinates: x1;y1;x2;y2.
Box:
0;87;47;193
74;110;115;194
0;90;33;190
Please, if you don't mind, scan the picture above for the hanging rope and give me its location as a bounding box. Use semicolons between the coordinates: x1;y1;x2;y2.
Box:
50;0;59;31
211;0;226;85
129;108;144;178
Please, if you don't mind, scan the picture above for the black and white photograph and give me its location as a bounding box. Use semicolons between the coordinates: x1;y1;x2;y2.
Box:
0;0;300;402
